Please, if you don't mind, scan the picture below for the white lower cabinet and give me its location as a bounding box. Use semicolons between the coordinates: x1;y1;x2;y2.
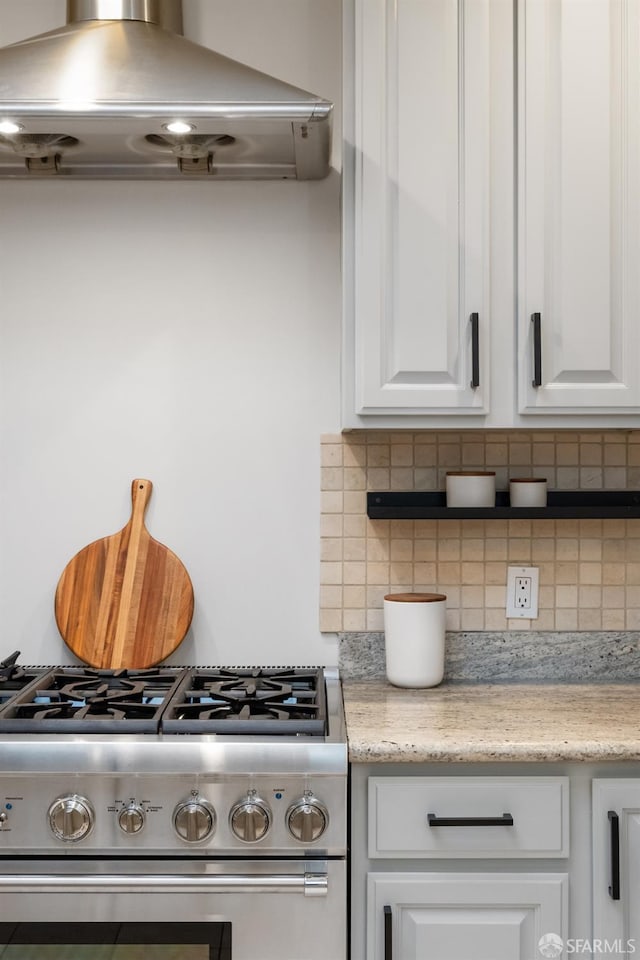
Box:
593;779;640;952
368;872;567;960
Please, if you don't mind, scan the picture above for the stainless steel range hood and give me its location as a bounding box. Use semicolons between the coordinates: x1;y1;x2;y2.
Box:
0;0;332;180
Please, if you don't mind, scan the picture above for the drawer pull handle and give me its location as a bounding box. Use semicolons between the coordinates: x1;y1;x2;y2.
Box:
384;905;393;960
469;312;480;389
608;810;620;901
427;812;514;827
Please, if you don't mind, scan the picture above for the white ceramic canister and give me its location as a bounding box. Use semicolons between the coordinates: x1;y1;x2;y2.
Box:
509;477;547;507
445;471;496;508
383;592;447;688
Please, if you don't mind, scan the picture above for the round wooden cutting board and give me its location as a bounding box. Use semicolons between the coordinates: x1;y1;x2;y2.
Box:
55;479;194;669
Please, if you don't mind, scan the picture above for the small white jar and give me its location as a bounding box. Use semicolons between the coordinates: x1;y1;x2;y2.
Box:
509;477;547;507
383;593;446;688
445;471;496;508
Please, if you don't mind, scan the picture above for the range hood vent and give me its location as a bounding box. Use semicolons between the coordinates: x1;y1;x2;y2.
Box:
0;0;332;180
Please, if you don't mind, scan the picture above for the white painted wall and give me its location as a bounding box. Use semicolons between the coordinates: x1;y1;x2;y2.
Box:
0;0;342;666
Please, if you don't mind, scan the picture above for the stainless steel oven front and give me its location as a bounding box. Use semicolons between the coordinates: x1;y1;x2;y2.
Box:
0;857;346;959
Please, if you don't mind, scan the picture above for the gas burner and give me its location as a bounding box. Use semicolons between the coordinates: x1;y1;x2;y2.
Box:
162;668;327;735
0;666;185;733
0;651;50;709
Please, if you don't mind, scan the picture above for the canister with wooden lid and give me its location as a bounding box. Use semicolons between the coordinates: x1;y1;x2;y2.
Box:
383;592;447;688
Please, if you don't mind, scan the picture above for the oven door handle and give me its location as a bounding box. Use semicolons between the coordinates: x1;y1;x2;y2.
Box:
0;873;328;897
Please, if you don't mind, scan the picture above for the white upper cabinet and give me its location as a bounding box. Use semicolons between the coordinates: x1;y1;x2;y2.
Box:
344;0;640;428
518;0;640;415
347;0;493;419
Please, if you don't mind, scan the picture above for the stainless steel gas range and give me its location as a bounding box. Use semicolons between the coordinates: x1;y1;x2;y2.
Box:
0;657;347;960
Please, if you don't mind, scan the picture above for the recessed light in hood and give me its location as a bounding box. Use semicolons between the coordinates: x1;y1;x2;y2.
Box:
0;0;333;180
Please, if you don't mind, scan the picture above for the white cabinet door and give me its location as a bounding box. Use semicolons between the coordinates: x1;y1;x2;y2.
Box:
518;0;640;414
351;0;491;416
368;872;568;960
593;779;640;948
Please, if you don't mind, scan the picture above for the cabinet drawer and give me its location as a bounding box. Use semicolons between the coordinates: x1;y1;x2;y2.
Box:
368;777;569;858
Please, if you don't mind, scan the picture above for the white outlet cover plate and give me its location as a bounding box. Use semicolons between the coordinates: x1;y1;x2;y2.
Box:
506;566;539;619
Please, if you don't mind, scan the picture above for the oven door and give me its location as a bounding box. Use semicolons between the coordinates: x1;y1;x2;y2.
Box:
0;858;346;960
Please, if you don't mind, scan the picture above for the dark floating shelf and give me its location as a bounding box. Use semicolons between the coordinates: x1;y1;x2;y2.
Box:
367;490;640;520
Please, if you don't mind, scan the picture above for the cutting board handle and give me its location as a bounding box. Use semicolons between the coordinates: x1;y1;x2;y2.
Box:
130;478;153;524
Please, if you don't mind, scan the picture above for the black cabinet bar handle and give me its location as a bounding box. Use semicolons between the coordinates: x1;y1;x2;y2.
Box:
608;810;620;900
531;312;542;387
428;812;514;827
469;312;480;389
384;904;393;960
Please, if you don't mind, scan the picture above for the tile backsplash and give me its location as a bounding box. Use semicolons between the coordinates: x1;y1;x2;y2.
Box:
320;431;640;633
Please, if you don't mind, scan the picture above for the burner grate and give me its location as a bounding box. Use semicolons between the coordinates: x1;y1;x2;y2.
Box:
162;667;327;735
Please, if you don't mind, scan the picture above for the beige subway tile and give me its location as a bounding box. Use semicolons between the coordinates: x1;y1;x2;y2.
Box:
602;610;626;630
603;585;626;608
604;468;627;489
603;539;626;562
538;585;554;608
509;442;532;465
414;468;438;489
626;539;640;561
603;563;626;585
343;491;366;514
579;519;603;537
629;445;640;465
485;521;508;537
461;520;486;538
414;520;438;538
536;610;556;630
367;468;390;490
367;586;389;608
580;539;602;561
485;609;508;631
389;563;413;585
415;540;437;562
414;444;437;466
320;514;343;537
343;610;366;631
367;518;390;537
484;585;505;608
579;562;602;584
484;561;507;584
532;443;555;465
438;443;462;467
555;609;578;630
438;539;461;561
321;443;343;467
532;539;555;562
602;519;628;538
538;564;556;586
320;539;343;561
366;609;385;631
391;444;413;467
508;520;532;537
320;491;343;514
367;444;390;468
627;584;640;607
343;443;367;468
343;515;366;538
555;584;578;608
344;467;367;491
438;562;461;582
437;519;461;538
580;467;603;488
508;539;532;561
461;443;485;466
461;562;485;584
414;582;438;595
366;538;389;562
390;539;413;562
580;443;603;465
414;562;437;583
507;619;533;631
320;609;342;632
343;586;366;608
367;562;390;585
557;467;580;488
390;468;414;489
578;608;602;630
343;562;366;585
460;608;485;630
486;539;508;560
321;433;343;444
390;520;413;538
461;539;485;561
486;443;508;466
445;608;461;630
344;538;366;561
555;562;578;584
556;539;579;561
627;564;640;584
578;585;602;608
320;585;343;608
556;443;579;465
461;584;484;606
320;561;342;585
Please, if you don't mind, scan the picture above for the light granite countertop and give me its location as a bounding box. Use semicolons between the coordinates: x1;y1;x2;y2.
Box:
342;681;640;763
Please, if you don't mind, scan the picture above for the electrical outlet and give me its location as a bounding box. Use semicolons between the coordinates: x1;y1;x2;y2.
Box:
506;566;539;619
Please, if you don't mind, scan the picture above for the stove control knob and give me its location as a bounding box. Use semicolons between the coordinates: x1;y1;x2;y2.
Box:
118;803;145;835
173;798;216;843
229;795;271;843
286;796;329;843
48;795;95;843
